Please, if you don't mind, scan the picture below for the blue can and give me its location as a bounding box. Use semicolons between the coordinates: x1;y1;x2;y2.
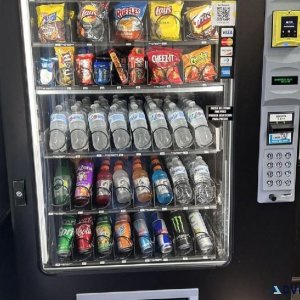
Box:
133;212;153;256
151;212;173;254
94;59;111;85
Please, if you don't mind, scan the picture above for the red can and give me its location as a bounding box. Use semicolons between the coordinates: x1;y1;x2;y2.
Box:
75;215;94;254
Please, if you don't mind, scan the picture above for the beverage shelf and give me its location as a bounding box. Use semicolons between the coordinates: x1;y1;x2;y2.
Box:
48;203;218;216
36;83;224;95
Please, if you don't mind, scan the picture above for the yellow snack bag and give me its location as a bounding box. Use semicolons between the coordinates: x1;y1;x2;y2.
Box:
55;47;75;86
36;4;65;42
182;46;217;82
185;5;218;39
149;1;183;41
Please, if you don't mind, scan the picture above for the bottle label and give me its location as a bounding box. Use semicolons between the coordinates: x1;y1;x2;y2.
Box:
96;179;112;196
194;165;210;176
88;112;105;123
51;113;67;124
53;176;70;203
129;112;147;130
134;176;151;196
149;111;167;131
75;162;94;199
115;177;130;190
68;113;85;123
170;166;187;177
154;178;170;195
108;113;125;125
187;110;206;126
168;111;187;129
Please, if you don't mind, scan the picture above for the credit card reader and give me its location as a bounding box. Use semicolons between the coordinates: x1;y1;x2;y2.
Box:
258;1;300;203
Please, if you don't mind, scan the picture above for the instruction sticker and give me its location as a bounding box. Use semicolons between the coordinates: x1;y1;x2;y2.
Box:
207;106;233;121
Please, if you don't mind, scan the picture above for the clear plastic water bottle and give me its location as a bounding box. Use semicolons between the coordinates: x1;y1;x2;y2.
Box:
165;156;193;205
187;156;216;204
68;105;89;151
163;100;193;149
129;102;151;150
113;160;132;205
108;104;131;150
88;103;109;151
49;105;69;152
145;101;172;150
181;99;213;147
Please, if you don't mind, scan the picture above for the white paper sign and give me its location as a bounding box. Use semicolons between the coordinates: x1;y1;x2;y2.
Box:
212;1;237;26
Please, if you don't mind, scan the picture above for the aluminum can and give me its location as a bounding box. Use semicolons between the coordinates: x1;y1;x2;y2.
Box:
188;211;213;253
75;215;94;254
96;214;112;255
57;215;76;258
115;213;133;253
151;212;172;254
170;211;192;252
133;212;153;255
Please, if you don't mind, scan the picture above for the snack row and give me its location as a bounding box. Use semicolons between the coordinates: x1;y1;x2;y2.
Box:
37;45;217;86
35;2;218;43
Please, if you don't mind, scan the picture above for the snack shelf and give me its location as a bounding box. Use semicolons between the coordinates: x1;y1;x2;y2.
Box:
32;39;219;48
36;83;224;95
48;204;218;216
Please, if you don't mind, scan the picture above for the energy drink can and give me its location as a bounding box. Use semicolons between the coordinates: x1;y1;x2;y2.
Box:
151;212;172;254
188;211;213;253
170;211;192;252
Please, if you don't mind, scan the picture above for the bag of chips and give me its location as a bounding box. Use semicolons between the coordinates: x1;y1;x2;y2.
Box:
113;2;147;41
55;47;75;86
76;53;94;85
36;4;65;43
128;48;146;85
185;5;218;39
149;1;183;41
77;2;109;42
147;46;183;85
182;46;217;82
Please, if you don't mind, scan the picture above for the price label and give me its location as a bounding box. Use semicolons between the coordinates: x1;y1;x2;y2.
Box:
100;261;105;265
162;207;167;211
117;86;122;90
78;211;83;215
183;257;189;261
121;209;127;213
163;258;169;262
98;210;104;214
82;262;87;266
100;86;105;90
122;260;127;264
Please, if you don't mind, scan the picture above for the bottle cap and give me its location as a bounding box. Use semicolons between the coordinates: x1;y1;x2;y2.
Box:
153;164;162;171
133;163;143;171
114;160;124;171
101;164;110;172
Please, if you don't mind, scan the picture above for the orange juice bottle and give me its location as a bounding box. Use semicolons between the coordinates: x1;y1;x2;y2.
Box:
132;158;152;203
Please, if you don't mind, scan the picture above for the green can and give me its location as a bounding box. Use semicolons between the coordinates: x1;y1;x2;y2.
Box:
57;215;76;258
96;214;112;255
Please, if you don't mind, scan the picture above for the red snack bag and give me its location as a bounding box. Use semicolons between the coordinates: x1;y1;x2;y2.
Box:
75;53;94;85
147;47;183;85
128;48;146;85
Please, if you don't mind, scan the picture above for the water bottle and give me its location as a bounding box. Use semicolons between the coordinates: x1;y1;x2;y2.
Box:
108;104;131;150
49;105;68;152
165;156;193;205
145;100;172;149
151;157;173;205
163;100;193;149
88;103;109;151
181;100;213;147
129;102;151;150
113;160;132;205
186;156;216;204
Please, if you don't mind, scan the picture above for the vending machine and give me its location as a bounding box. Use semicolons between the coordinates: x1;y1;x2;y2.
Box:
0;0;297;299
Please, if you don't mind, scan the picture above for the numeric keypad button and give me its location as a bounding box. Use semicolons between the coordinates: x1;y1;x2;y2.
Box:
276;180;282;186
276;153;282;159
276;162;282;168
285;180;291;186
267;180;273;187
285;161;291;168
276;171;282;177
267;171;273;178
267;162;273;169
267;153;273;159
285;152;291;159
285;171;291;177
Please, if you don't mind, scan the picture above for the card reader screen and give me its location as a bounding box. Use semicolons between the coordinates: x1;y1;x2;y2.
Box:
272;76;298;85
281;16;298;38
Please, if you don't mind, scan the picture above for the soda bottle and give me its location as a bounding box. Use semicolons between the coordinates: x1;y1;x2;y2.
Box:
151;157;173;205
96;159;112;207
163;99;193;149
88;103;110;151
115;213;133;254
145;97;172;149
133;212;153;256
49;105;68;152
75;215;94;255
74;159;94;207
129;102;151;150
108;104;131;150
132;158;152;204
57;215;76;258
113;160;132;205
68;105;89;151
165;156;193;205
151;212;172;254
53;160;72;206
188;211;213;253
170;211;192;253
181;99;213;147
95;214;113;256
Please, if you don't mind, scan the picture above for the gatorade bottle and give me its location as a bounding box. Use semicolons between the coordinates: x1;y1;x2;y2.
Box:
132;158;152;203
96;159;112;207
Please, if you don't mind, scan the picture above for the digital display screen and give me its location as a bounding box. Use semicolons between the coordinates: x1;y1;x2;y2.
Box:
272;76;298;85
281;16;298;37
